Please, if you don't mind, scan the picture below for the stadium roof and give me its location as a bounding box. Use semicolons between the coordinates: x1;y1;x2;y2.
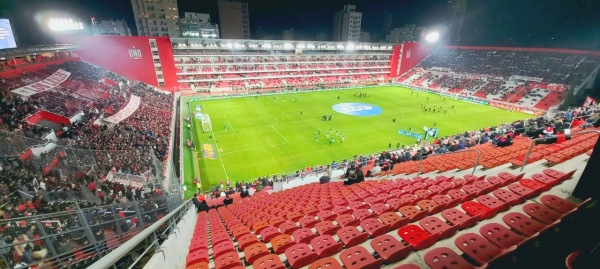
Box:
171;38;397;51
0;44;79;59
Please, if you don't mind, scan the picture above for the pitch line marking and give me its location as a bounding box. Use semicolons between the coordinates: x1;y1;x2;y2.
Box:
253;109;290;143
224;115;236;134
197;101;231;180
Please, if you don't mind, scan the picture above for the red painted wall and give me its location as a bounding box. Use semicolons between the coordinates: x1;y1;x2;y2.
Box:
389;45;402;77
155;38;179;91
62;36;178;91
26;111;71;126
397;42;436;77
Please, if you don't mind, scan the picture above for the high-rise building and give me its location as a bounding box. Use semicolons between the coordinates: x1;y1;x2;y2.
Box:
180;12;219;39
448;0;469;45
332;5;362;42
385;24;416;43
130;0;180;37
282;28;295;40
90;19;131;36
218;0;250;39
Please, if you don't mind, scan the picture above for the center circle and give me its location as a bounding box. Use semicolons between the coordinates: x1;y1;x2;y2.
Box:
332;103;383;116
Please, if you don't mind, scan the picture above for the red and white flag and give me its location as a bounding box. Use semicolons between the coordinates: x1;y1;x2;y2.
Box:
582;96;598;107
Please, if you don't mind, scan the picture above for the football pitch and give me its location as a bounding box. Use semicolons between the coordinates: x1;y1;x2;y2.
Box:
181;86;531;196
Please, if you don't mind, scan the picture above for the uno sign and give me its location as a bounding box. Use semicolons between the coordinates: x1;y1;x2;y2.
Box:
332;103;383;116
129;47;142;59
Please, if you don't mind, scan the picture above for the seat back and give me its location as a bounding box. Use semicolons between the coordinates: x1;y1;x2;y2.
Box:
479;223;524;249
454;233;503;264
339;246;383;269
424;247;476;269
370;234;412;263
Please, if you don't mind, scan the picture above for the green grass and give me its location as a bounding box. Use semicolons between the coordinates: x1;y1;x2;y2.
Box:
181;86;531;195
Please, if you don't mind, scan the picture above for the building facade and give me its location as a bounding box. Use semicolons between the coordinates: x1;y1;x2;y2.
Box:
180;12;219;39
218;0;250;39
385;24;416;43
130;0;180;37
332;5;362;42
90;19;131;36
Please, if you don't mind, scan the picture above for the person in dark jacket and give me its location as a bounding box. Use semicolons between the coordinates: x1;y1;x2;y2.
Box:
223;194;233;206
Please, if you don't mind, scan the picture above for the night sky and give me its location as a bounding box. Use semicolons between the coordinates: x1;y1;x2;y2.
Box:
0;0;599;50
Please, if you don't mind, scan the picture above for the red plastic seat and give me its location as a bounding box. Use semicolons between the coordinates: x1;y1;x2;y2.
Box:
502;212;547;237
237;233;259;251
498;172;517;182
519;179;547;194
252;254;286;269
279;221;300;235
308;257;343;269
189;240;209;253
318;202;334;211
417;199;442;214
398;205;427;221
379;212;409;230
441;208;478;229
419;216;457;239
447;189;470;202
416;189;434;198
349;201;368;211
292;228;317;244
360;218;390;238
531;173;559;187
186;248;209;266
370;203;394;215
299;216;319;228
285;243;318;269
477;194;508;216
492;188;522;205
353;208;377;221
473;180;495;194
244;242;270;264
332;198;349;206
542;168;574;181
212;241;236;258
303;206;319;216
314;221;340;236
386;197;407;210
231;226;250;241
310;235;343;258
214;251;242;269
400;194;419;205
424;247;476;269
336;226;369;247
455;233;504;265
479;223;525;249
268;217;286;227
287;211;304;222
486;175;508;186
461;201;493;220
339;246;384;269
317;210;336;221
335;214;360;227
432;194;455;209
270;234;296;254
507;183;535;199
252;221;270;234
397;224;438;250
370;234;412;263
523;203;562;225
451;177;467;186
461;185;479;199
540;194;577;214
332;206;352;216
186;261;209;269
259;226;282;243
364;196;384;206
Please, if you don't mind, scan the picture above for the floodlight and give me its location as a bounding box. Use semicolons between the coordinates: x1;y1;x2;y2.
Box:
48;18;84;31
346;43;355;50
296;44;306;49
283;43;293;49
425;31;440;43
263;43;272;49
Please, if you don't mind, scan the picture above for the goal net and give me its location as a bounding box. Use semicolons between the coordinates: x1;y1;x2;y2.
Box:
194;111;212;133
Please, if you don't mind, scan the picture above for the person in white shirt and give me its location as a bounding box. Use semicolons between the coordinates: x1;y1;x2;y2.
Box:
370;164;382;175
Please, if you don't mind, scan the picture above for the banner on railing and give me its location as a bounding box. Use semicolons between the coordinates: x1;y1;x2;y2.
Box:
104;95;141;123
105;170;147;188
509;75;543;83
11;69;71;97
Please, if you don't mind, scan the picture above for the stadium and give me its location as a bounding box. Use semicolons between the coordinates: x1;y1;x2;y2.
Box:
1;2;600;269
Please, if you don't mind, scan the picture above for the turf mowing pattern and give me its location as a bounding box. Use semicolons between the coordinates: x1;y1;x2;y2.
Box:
181;86;531;196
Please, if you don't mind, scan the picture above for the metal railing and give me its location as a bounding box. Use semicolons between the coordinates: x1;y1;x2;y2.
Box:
87;199;191;269
520;130;600;172
0;195;183;269
418;148;481;175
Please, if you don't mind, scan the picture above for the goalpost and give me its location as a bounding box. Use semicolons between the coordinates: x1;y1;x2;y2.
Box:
201;114;212;132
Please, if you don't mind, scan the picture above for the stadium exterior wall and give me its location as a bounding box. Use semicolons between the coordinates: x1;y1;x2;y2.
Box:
61;36;179;91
